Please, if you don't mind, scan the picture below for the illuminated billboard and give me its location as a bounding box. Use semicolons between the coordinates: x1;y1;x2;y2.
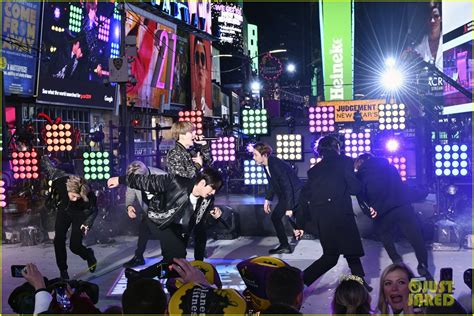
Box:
212;2;244;54
1;2;41;96
319;0;353;101
126;5;177;109
318;99;382;122
442;1;473;114
190;35;212;116
37;1;120;109
171;29;190;107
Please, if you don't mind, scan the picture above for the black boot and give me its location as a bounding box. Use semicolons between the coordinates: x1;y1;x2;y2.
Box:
417;264;434;280
87;249;97;273
60;270;70;280
123;255;145;268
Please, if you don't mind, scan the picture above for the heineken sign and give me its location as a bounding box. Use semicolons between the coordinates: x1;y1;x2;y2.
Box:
319;0;353;100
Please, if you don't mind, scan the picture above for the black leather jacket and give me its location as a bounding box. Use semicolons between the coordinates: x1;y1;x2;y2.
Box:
120;173;196;229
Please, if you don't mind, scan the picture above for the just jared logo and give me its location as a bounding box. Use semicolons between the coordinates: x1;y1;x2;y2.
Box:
408;279;455;307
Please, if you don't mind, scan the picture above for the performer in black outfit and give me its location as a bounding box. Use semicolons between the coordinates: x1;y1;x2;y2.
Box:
294;136;371;291
43;157;97;280
123;161;167;268
253;143;303;254
355;153;432;279
107;168;223;278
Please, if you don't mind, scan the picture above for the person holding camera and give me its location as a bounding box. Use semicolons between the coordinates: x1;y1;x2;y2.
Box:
42;157;97;280
167;121;218;261
123;161;167;268
107;167;223;277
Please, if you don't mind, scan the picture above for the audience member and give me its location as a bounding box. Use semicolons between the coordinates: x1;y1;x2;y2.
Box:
266;266;304;312
332;275;372;314
377;263;415;314
122;278;167;314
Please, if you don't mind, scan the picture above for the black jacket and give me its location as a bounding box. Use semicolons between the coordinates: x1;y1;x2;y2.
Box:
120;173;214;231
356;157;411;217
264;156;303;210
300;152;364;256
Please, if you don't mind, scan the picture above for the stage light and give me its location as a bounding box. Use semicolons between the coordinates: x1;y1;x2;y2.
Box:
275;134;303;161
46;123;73;152
286;63;296;73
385;139;400;152
11;150;39;180
68;4;82;33
387;156;408;181
211;137;236;162
309;157;322;169
178;110;203;135
308;106;335;133
381;68;404;91
98;16;111;42
111;42;120;59
246;143;255;153
83;151;111;180
250;81;261;92
343;130;371;158
378;103;406;130
0;180;7;208
434;144;470;177
242;109;269;135
385;57;396;68
243;160;268;185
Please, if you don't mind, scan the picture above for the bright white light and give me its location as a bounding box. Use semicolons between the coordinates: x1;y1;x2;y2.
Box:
251;81;261;91
386;139;400;152
382;68;404;91
287;63;296;73
385;57;396;68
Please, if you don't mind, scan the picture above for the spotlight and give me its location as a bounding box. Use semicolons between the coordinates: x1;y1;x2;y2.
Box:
385;57;396;68
83;151;111;180
387;156;408;181
211;137;236;162
45;123;73;152
243;160;268;185
275;134;303;161
250;81;261;92
385;139;400;152
11;150;39;180
446;184;458;196
434;144;470;176
286;63;296;73
309;106;335;133
178;110;203;135
343;130;371;158
381;68;404;91
378;103;406;130
242;109;269;135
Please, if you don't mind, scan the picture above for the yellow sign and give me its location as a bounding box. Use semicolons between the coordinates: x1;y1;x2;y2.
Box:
318;99;384;122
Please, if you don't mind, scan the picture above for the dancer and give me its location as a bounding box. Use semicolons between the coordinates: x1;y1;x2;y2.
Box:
42;157;97;280
123;161;166;268
354;153;432;279
294;136;371;291
107;168;223;269
253;142;302;254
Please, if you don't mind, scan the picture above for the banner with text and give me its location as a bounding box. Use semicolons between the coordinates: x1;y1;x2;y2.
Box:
1;1;41;96
319;0;353;101
318;99;383;122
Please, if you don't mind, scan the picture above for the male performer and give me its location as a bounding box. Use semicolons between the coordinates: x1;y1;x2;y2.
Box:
167;121;217;261
355;153;432;279
294;136;371;291
123;161;166;268
42;157;97;280
107;168;223;267
253;142;302;254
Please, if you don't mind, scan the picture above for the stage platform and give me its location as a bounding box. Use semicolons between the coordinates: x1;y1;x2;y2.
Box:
2;235;472;314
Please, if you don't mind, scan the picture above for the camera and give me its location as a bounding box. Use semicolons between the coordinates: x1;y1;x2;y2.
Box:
157;262;180;279
55;284;72;312
11;265;26;278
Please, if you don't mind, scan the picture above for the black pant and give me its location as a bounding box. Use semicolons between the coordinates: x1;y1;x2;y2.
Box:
193;221;208;261
54;210;91;272
271;200;289;246
303;254;365;286
375;205;428;267
135;216;152;258
147;221;186;263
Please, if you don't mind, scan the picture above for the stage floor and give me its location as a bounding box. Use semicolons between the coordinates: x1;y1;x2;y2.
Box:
2;236;472;314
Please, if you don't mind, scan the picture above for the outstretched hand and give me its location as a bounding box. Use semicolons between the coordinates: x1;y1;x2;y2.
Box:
107;177;119;188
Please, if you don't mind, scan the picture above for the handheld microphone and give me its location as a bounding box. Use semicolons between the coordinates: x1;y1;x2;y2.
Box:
199;137;219;141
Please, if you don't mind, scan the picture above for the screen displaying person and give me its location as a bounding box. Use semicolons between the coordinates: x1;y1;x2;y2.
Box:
52;37;89;81
415;1;442;71
191;36;212;117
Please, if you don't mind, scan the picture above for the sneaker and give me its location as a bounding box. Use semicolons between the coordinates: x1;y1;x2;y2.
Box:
268;244;292;254
123;255;145;268
87;249;97;273
60;270;70;280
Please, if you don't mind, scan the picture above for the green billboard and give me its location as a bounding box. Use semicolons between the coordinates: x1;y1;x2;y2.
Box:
319;0;354;101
